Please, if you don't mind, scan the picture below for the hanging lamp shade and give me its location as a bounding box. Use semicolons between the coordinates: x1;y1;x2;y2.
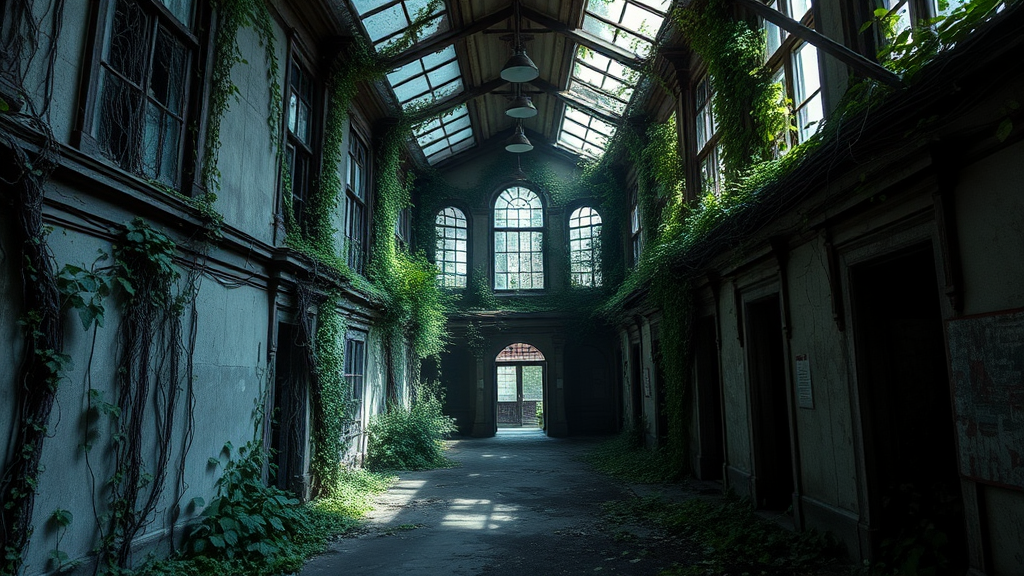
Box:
506;95;538;118
504;124;533;153
500;50;539;83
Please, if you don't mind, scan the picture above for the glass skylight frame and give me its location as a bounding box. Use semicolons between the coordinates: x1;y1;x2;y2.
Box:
351;0;476;163
557;105;616;159
581;0;671;59
353;0;451;51
414;104;476;164
555;0;671;160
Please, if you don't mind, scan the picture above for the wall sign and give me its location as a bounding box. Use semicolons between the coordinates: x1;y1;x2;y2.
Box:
795;354;813;409
947;308;1024;489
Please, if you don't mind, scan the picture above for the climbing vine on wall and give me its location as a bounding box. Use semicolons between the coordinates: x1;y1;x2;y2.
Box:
203;0;281;196
675;0;786;179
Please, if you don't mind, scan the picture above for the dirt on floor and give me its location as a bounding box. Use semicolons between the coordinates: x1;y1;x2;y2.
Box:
299;429;720;575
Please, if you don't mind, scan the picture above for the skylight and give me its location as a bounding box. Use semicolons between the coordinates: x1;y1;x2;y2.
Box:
581;0;670;59
352;0;476;162
556;0;670;159
414;104;476;164
354;0;450;51
557;105;615;159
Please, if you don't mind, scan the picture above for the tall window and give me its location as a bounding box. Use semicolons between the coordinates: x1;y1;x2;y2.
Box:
92;0;197;187
763;0;823;148
435;207;467;288
345;130;369;274
569;206;603;287
694;75;723;196
285;58;315;231
493;186;544;291
343;338;366;404
630;184;643;267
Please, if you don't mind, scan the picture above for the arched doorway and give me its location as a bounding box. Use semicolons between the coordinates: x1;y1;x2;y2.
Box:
495;343;545;428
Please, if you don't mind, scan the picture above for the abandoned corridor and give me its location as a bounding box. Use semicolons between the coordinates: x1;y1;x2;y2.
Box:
300;430;696;575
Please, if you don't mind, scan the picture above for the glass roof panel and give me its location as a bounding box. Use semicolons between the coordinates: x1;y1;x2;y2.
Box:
554;0;674;161
362;4;406;43
414;104;476;165
557;105;615;158
353;2;475;163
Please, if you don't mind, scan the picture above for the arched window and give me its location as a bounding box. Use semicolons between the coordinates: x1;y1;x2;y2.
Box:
435;207;467;288
569;206;603;287
494;186;544;290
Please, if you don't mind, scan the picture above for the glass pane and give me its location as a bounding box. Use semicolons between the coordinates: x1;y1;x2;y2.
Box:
797;92;823;142
497;366;517;402
363;4;406;42
150;28;187;114
523;366;543;401
159;0;193;27
107;0;149;84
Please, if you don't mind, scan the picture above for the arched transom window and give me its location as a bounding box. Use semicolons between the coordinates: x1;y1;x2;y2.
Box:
569;206;603;287
493;186;544;290
435;207;467;288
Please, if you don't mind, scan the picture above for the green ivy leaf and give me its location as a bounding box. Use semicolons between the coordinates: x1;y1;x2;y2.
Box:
995;118;1013;142
0;96;9;112
50;509;73;528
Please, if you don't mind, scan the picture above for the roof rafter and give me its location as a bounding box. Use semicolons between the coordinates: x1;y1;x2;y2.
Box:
386;5;513;68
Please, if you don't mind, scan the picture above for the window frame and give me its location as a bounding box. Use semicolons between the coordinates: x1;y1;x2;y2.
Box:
492;185;546;292
343;336;366;405
282;47;322;236
568;205;604;288
75;0;210;194
692;73;723;196
435;205;469;289
629;184;643;268
762;0;824;149
345;125;371;275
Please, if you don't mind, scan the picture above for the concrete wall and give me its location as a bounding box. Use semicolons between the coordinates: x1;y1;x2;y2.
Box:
0;3;418;573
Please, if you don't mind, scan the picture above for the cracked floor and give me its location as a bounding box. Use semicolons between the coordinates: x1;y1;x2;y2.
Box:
298;429;699;575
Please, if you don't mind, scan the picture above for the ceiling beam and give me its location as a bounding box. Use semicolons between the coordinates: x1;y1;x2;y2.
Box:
386;5;513;69
519;6;645;70
733;0;904;88
529;78;622;127
406;77;508;124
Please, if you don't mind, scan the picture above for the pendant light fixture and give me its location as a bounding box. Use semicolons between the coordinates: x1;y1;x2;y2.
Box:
500;0;539;83
511;156;528;180
504;121;534;153
505;85;538;118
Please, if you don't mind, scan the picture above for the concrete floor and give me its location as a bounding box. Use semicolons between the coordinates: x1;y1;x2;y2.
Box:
298;429;697;575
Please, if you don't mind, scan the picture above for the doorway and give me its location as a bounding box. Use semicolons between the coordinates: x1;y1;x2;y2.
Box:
495;343;545;429
694;315;724;481
746;294;794;510
851;246;966;570
271;323;308;497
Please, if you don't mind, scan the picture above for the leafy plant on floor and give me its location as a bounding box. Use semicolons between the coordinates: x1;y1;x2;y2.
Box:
604;496;841;575
366;381;457;471
584;427;678;484
128;444;394;576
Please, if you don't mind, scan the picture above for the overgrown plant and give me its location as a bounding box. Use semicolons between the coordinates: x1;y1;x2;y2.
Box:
674;0;786;178
365;381;457;471
604;496;841;575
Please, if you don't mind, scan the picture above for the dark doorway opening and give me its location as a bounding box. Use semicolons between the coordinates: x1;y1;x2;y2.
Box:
630;342;643;429
271;323;308;497
852;246;967;571
694;315;724;480
652;338;669;446
746;295;794;510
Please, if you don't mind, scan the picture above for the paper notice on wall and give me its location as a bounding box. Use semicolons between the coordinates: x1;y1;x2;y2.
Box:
795;354;813;409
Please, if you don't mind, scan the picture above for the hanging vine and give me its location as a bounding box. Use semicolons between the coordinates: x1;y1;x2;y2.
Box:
674;0;786;179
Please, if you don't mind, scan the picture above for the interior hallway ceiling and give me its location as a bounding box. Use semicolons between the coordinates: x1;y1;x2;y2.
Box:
346;0;681;169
